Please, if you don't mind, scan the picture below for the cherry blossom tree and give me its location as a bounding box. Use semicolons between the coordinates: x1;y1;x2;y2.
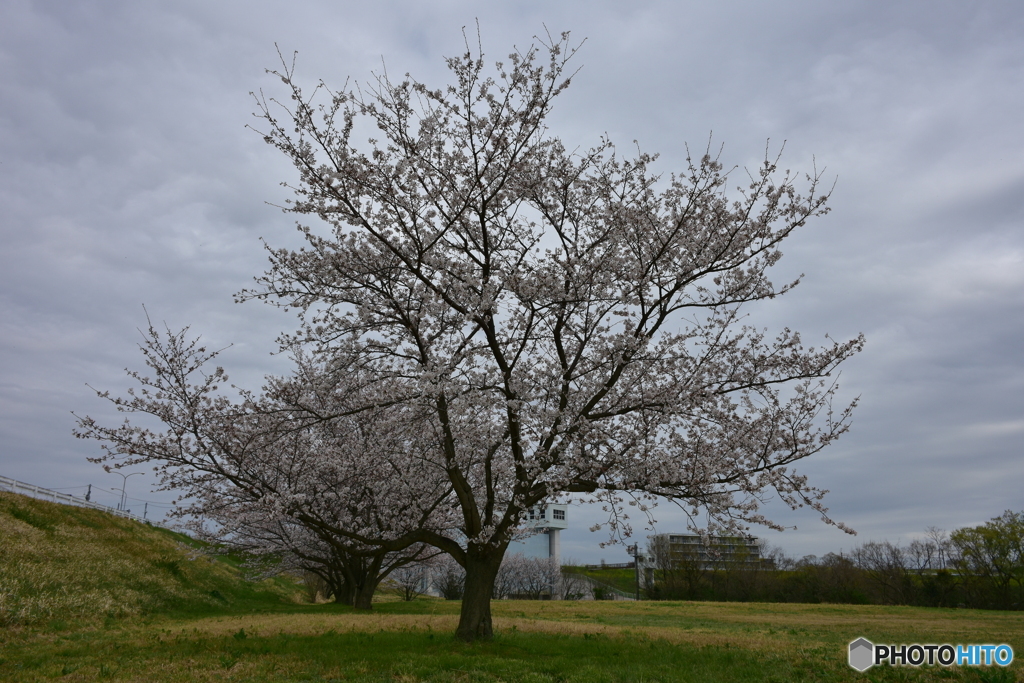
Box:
240;30;863;640
493;553;561;600
74;321;455;610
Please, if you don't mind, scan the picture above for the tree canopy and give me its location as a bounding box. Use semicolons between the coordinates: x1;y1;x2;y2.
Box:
78;31;863;641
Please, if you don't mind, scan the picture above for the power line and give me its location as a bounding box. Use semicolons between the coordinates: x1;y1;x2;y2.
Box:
89;485;177;507
0;474;175;530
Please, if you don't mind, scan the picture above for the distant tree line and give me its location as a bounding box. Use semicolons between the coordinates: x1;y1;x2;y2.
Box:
644;512;1024;610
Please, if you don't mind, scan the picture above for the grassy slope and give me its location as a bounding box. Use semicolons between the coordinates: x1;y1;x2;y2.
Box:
0;491;301;628
564;566;637;594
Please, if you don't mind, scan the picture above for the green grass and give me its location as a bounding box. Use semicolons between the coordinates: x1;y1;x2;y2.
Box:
3;493;1024;681
3;600;1023;681
0;625;796;682
564;566;638;595
0;491;302;627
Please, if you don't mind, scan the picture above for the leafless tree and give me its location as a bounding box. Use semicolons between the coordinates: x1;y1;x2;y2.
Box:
559;568;593;601
853;541;911;605
926;527;952;570
433;554;466;600
386;561;434;601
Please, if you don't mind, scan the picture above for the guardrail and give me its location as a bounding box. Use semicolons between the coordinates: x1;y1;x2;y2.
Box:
0;474;173;530
581;561;636;570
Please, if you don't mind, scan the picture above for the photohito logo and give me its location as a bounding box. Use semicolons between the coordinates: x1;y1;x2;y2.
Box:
848;638;1014;672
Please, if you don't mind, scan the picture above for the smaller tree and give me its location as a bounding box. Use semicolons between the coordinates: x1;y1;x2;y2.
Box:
73;320;456;610
433;555;467;600
559;564;592;601
951;511;1024;609
646;536;710;600
906;539;933;573
495;553;560;599
491;553;525;600
925;527;953;571
386;560;435;602
301;570;330;603
757;541;794;570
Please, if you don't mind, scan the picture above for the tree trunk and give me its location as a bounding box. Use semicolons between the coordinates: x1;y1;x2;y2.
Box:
352;578;378;610
456;547;503;642
333;580;355;606
347;553;386;610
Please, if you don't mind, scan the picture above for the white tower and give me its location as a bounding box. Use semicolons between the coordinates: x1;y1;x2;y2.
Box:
514;503;568;565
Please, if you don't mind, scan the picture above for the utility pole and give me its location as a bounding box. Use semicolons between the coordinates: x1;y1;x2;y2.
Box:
85;484;91;502
628;544;641;601
630;552;638;602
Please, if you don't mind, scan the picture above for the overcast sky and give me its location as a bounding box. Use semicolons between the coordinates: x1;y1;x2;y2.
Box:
2;0;1022;564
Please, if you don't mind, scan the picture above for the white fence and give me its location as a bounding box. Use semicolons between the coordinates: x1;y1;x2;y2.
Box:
0;474;173;530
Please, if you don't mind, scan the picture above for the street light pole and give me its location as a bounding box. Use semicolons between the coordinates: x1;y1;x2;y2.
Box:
111;471;143;512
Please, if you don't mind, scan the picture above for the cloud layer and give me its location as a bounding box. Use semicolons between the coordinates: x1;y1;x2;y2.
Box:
2;0;1022;561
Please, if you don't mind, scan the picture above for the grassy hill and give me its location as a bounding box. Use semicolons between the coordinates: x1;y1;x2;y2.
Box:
0;491;302;628
563;566;638;595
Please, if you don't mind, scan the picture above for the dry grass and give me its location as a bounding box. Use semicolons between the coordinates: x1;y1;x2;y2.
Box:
0;492;299;627
494;599;1024;640
164;599;1024;654
4;493;1024;681
6;600;1022;682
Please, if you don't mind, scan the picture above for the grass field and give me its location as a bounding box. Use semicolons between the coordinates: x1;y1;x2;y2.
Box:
3;599;1022;682
3;492;1023;681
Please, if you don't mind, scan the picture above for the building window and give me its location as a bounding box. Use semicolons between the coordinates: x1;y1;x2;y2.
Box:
553;509;565;520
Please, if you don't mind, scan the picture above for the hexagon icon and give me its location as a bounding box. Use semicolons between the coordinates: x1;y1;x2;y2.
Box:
848;637;874;672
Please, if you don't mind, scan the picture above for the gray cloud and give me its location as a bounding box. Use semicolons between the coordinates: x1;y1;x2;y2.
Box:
2;0;1021;561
